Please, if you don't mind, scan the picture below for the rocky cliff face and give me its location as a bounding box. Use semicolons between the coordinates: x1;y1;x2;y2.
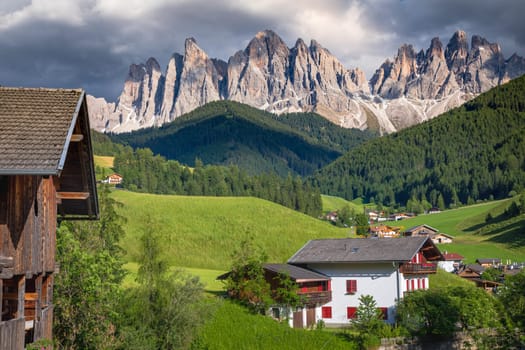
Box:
89;30;525;134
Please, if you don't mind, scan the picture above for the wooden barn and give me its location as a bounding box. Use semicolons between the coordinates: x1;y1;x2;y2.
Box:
0;87;98;349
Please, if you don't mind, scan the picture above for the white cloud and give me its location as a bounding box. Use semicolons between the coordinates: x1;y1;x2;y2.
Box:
0;0;89;30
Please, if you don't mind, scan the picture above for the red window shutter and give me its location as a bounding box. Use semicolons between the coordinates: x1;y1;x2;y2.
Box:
346;280;357;293
417;278;421;289
321;306;332;319
411;279;415;291
422;278;426;289
406;279;410;291
327;280;331;291
347;307;357;319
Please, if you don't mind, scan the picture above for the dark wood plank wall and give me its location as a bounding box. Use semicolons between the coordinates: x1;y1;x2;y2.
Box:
0;176;55;275
0;318;24;349
0;175;57;347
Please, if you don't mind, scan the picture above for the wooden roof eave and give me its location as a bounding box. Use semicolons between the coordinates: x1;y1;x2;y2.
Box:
57;90;84;175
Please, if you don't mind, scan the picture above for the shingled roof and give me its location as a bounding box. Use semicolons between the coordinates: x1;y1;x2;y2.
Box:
0;87;98;219
0;87;84;175
288;237;442;264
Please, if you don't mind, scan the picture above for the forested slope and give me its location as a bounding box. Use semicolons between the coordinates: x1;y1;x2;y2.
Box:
312;75;525;208
109;101;374;176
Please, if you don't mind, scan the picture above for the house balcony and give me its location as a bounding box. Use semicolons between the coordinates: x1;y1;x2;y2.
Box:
298;290;332;306
400;262;438;275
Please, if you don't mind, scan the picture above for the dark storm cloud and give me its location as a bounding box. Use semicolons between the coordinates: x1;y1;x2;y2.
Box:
359;0;525;57
0;0;524;101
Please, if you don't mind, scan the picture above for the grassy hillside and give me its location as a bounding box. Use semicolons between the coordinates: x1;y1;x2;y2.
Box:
110;101;373;176
195;300;356;349
112;190;351;271
312;75;525;207
383;199;525;263
322;195;377;214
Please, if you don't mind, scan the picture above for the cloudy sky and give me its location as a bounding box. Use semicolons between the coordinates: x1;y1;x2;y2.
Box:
1;0;524;101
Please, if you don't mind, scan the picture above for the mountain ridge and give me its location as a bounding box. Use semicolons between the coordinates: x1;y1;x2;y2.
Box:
88;29;525;134
110;100;374;176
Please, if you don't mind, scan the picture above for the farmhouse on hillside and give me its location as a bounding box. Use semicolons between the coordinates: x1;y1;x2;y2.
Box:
0;87;98;349
266;236;443;328
102;173;123;185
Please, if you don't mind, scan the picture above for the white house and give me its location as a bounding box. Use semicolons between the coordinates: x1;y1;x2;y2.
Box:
438;252;464;272
284;236;443;327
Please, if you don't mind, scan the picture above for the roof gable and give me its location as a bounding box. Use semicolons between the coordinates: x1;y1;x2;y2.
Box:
288;237;441;264
0;87;98;219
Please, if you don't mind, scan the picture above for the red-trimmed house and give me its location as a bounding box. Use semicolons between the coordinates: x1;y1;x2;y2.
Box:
272;236;443;327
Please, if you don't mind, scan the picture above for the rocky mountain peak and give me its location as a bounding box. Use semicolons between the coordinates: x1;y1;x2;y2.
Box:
90;29;525;135
427;37;444;58
145;57;161;72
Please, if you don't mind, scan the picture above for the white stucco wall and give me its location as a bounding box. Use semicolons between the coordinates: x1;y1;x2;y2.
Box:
303;262;431;326
307;262;401;325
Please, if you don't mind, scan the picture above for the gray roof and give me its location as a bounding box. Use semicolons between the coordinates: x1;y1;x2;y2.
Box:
288;237;431;264
405;224;439;233
0;87;84;175
264;264;329;282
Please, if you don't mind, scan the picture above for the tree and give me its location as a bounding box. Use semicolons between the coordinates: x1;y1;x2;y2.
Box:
336;205;352;227
120;215;208;349
351;295;389;349
481;267;501;282
352;295;384;333
397;286;503;338
54;185;126;350
498;270;525;328
224;238;272;314
353;213;369;236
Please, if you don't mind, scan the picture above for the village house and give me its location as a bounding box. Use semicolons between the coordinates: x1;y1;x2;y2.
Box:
476;258;501;268
438;252;464;272
367;210;387;223
102;173;123;185
263;264;331;328
403;224;439;237
272;236;443;328
403;224;453;244
368;225;401;238
0;87;98;348
431;232;454;244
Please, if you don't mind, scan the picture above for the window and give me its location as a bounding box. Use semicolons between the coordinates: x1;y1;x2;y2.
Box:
346;280;357;294
379;307;388;320
347;307;357;319
321;306;332;319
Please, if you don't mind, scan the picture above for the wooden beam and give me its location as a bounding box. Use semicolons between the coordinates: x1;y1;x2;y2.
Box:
56;192;90;200
0;256;14;268
70;134;84;142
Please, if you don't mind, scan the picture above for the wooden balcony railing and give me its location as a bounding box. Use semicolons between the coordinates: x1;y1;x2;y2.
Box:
298;290;332;306
400;263;438;275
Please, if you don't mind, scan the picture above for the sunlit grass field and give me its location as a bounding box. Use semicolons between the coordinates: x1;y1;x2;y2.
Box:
112;190;352;271
383;199;525;263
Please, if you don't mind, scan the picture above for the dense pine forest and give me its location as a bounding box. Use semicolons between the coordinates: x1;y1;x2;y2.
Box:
311;75;525;208
92;136;322;216
108;101;374;176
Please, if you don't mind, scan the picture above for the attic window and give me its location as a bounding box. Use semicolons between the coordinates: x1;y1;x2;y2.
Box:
351;247;359;253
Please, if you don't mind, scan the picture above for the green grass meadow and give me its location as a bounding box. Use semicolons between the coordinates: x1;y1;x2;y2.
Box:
112;190;352;271
383;199;525;264
195;300;357;350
